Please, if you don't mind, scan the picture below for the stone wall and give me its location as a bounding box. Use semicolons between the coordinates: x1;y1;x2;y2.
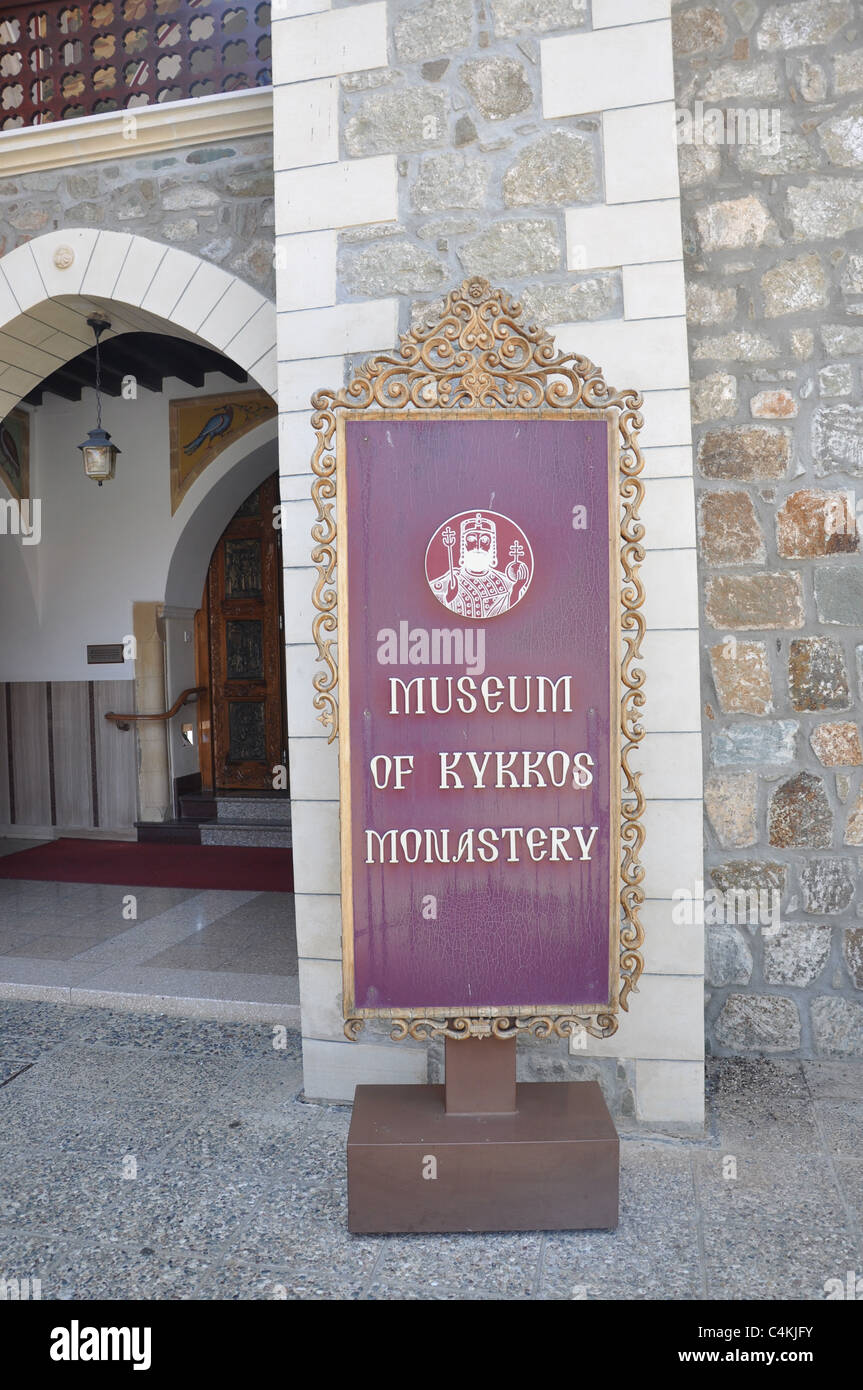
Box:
0;134;275;300
336;0;613;338
673;0;863;1057
273;0;705;1125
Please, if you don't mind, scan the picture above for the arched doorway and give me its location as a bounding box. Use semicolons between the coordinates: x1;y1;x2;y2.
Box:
198;473;287;794
165;473;292;852
0;229;280;839
0;235;297;1019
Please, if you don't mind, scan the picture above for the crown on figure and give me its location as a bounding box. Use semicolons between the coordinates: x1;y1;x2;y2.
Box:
460;511;497;567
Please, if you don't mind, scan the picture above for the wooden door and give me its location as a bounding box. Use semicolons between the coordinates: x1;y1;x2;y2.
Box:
206;474;285;790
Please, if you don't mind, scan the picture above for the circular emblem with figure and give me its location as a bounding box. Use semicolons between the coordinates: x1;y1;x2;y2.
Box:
425;510;534;620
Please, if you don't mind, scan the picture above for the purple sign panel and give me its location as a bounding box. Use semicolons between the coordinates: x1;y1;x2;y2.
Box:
340;413;618;1016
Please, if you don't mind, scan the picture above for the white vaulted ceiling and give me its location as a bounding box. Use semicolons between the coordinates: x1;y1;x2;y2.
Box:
0;294;206;416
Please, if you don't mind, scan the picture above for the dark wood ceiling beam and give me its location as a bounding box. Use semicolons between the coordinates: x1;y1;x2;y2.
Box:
51;351;163;398
23;332;253;408
208;355;248;384
162;337;248;386
164;364;205;389
49;359;126;397
104;338;172;392
150;339;206;388
38;377;82;402
111;361;164;394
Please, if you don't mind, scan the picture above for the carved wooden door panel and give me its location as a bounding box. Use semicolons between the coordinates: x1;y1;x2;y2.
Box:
207;474;285;790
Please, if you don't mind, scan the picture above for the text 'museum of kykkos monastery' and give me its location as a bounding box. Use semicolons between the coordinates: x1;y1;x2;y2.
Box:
0;0;862;1201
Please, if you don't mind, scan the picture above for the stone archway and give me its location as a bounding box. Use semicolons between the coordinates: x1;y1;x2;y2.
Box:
0;227;277;416
0;228;278;828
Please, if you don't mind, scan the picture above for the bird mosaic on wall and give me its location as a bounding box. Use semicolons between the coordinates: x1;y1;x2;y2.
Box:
182;403;235;456
0;407;29;501
169;390;276;514
0;418;20;478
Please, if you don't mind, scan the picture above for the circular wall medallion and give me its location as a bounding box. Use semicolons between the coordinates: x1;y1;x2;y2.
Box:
425;509;534;620
53;245;75;269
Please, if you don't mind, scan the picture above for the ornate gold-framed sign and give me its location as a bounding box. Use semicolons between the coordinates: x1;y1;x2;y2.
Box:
310;278;646;1044
170;388;276;514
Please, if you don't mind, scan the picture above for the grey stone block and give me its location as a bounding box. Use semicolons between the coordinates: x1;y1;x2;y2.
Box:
457;218;561;279
714;993;802;1051
706;925;754;986
814;566;863;625
763;924;832;987
799;858;855;915
711;720;798;766
812;405;863;477
812;997;863;1056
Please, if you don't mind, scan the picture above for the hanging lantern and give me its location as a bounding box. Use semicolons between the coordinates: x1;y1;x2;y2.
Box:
78;314;121;484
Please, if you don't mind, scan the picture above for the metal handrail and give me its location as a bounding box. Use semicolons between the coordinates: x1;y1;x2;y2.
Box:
105;686;204;731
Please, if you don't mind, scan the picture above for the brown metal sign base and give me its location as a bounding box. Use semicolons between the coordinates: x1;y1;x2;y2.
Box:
347;1038;619;1234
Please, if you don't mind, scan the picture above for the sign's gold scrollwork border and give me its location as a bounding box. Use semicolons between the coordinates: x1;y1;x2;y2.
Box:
310;276;646;1044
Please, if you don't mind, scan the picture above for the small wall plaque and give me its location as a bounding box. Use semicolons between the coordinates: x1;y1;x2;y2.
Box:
87;644;125;665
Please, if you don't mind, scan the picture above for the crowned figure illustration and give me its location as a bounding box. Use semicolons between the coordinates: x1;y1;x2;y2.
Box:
426;510;533;619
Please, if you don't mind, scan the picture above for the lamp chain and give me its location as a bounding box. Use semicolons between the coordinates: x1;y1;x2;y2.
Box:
94;327;103;431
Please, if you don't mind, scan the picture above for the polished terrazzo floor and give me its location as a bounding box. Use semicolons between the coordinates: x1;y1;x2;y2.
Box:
0;843;298;1022
0;997;861;1300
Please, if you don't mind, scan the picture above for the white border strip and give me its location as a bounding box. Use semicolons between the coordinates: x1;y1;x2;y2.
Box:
0;88;273;176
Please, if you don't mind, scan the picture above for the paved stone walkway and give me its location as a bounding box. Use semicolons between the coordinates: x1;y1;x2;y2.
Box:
0;999;860;1300
0;870;298;1024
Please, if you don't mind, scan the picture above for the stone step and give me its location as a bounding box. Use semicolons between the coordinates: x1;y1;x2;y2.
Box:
136;819;201;845
179;794;216;823
200;821;292;849
215;795;291;826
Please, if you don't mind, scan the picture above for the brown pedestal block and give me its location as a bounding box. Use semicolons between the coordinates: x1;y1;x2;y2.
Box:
347;1078;619;1234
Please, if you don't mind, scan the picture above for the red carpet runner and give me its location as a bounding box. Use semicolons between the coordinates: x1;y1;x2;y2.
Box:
0;838;293;892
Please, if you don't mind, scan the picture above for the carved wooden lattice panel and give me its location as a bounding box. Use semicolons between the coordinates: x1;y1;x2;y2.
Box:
0;0;271;127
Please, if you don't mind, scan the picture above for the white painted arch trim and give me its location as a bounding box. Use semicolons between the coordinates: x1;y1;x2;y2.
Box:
164;417;279;610
0;228;277;415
